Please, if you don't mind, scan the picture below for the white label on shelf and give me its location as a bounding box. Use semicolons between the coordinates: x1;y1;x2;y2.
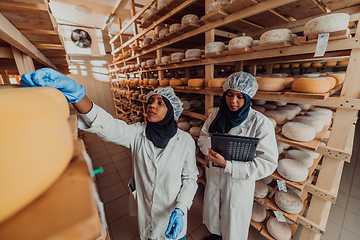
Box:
277;180;287;192
274;210;287;222
314;33;329;57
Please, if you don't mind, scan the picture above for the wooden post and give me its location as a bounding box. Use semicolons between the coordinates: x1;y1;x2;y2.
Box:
0;70;11;84
130;0;140;47
235;61;243;72
11;46;35;75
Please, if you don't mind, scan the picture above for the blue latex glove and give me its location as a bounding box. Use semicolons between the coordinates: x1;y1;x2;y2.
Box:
165;208;184;239
20;68;86;103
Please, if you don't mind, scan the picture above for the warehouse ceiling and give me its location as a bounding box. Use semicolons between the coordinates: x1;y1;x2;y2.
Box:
50;0;149;34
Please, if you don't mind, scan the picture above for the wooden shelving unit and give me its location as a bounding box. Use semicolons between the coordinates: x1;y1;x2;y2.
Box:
107;0;360;239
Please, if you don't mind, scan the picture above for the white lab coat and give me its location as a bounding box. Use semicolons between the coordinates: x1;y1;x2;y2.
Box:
78;105;198;240
197;108;278;240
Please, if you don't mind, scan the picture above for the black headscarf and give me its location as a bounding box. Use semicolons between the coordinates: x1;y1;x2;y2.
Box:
145;96;178;148
209;90;251;134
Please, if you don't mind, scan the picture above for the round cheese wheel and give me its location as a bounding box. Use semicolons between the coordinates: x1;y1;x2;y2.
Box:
277;158;309;182
282;63;290;69
171;52;185;61
267;217;292;240
262;103;277;110
252;105;266;113
178;122;191;131
190;99;202;108
181;14;200;25
292;78;331;93
269;118;277;128
275;190;303;214
304;111;331;126
149;79;159;86
271;101;287;107
282;122;316;141
293;116;323;133
338;60;349;66
304;13;350;36
155;58;161;65
185;49;201;58
179;116;191;122
205;42;226;54
159;28;169;37
251;202;267;222
144;37;152;44
169;23;181;32
143;79;149;85
254;180;268;198
262;176;273;184
147;59;156;66
264;111;288;125
257;78;286;92
287;185;303;196
190;126;201;137
277;141;284;155
273;64;281;69
297;104;312;110
322;76;336;89
170;79;184;86
229;36;253;50
207;0;229;13
285;150;314;168
161;56;171;63
188;79;204;87
190;119;202;126
284;77;295;88
253;40;260;46
275;107;298;120
0;87;73;223
141;62;147;67
160;80;170;87
308;107;333;117
312;62;323;67
301;62;312;67
182;101;191;110
208;78;226;88
260;29;292;45
180;78;189;85
252;99;266;105
327;73;345;85
291;63;300;68
325;61;338;67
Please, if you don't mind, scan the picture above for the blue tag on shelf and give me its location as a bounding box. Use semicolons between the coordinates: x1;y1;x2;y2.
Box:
277;180;287;192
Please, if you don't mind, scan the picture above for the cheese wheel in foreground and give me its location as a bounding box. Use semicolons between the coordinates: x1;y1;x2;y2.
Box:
292;78;331;93
275;190;303;214
257;78;286;92
327;73;345;85
251;202;267;222
293;116;323;133
277;158;309;182
264;111;288;125
0;87;73;223
267;217;292;240
188;79;204;87
282;122;316;141
285;150;314;168
254;180;268;198
178;122;191;131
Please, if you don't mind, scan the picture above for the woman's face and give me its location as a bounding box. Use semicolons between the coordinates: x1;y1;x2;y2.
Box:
146;94;168;122
225;90;245;111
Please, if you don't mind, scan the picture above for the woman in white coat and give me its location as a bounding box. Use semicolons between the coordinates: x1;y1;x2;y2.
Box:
20;68;198;240
197;72;278;240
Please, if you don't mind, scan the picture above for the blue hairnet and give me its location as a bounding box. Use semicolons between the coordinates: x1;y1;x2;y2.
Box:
223;71;258;98
146;86;183;120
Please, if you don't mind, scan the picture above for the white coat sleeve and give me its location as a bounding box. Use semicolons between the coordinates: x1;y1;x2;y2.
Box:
230;117;278;181
175;135;198;213
78;103;138;148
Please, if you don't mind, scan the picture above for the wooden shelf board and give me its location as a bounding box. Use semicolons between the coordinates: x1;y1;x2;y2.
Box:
0;140;101;240
252;41;292;51
276;121;332;151
182;57;202;62
218;47;254;56
200;9;228;24
283;84;343;100
179;23;201;33
202;51;224;58
294;29;350;45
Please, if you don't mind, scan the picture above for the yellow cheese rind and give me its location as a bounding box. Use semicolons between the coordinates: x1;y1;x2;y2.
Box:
208;78;226;88
0;87;73;223
257;78;286;92
149;79;159;86
170;79;183;86
160;80;170;87
188;79;204;87
291;78;331;93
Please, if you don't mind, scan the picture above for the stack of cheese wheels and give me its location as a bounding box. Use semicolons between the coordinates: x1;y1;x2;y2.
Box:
305;111;331;126
304;13;350;36
264;111;287;125
178;121;191;131
251;202;267;222
257;77;286;92
293;116;323;133
188;79;204;87
252;105;266;113
170;79;183;86
267;217;292;240
185;49;201;58
282;122;316;141
275;190;303;214
276;105;301;120
0;87;73;223
160;79;170;87
260;28;292;45
207;0;229;13
285;149;314;168
277;158;309;182
262;103;277;111
228;36;253;50
181;14;200;25
205;42;226;54
208;78;226;88
254;180;268;198
292;77;332;93
190;126;201;137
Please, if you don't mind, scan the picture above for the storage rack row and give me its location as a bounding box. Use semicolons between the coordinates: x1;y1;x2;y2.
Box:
107;0;360;239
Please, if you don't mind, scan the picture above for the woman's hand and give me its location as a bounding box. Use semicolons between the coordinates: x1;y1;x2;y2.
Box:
208;148;227;168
